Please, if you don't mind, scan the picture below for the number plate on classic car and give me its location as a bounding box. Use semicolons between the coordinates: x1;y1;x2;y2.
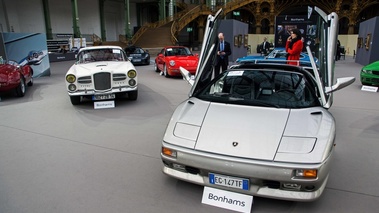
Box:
209;173;249;190
92;94;115;100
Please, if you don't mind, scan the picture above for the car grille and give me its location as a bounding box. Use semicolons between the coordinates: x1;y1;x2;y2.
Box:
94;72;111;90
372;70;379;76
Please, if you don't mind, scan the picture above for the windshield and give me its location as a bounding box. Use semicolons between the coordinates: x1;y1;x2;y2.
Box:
165;47;192;56
76;48;127;64
195;69;320;109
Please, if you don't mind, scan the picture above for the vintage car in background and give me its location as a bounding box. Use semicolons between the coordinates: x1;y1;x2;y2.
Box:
160;7;355;201
236;47;319;67
65;45;138;105
360;60;379;86
154;46;199;77
0;60;33;97
124;46;150;65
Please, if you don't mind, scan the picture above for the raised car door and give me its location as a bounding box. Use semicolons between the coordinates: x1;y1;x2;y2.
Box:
186;9;223;97
307;7;339;108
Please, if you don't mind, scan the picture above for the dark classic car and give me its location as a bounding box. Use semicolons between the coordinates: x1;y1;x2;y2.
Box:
154;46;199;77
0;60;34;97
124;46;150;65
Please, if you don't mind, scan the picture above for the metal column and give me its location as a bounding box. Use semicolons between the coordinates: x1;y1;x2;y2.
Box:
99;0;106;41
71;0;81;38
42;0;53;40
125;0;131;40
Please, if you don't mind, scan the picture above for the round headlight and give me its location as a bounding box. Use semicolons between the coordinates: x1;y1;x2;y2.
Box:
66;74;76;83
128;70;137;78
68;84;77;91
169;60;175;66
129;79;136;86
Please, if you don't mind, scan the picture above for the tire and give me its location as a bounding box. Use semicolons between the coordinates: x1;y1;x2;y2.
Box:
70;96;81;105
128;90;138;100
154;63;159;72
163;65;170;78
15;77;26;97
27;76;34;86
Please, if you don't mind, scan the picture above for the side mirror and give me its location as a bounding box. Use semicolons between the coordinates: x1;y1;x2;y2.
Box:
180;67;195;86
325;77;355;93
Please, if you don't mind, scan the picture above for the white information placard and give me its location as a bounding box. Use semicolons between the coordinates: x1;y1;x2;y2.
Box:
361;85;378;92
202;187;253;213
94;101;115;109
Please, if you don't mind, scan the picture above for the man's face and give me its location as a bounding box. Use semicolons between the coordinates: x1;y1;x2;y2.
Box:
218;34;224;41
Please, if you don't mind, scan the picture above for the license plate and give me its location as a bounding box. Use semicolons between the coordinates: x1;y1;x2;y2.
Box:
133;59;141;62
92;94;115;100
209;173;249;190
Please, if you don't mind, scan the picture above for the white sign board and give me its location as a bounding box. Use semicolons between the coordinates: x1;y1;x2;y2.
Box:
94;101;115;109
202;187;253;213
361;85;378;92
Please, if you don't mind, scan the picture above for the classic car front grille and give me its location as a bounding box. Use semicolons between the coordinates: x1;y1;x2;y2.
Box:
94;72;111;90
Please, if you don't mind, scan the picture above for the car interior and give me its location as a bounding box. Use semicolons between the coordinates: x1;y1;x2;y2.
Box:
200;69;318;108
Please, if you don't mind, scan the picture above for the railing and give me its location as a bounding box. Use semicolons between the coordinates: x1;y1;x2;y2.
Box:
170;0;254;45
129;5;190;45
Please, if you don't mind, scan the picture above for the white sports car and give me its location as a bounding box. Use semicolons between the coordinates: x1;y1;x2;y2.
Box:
161;8;355;201
65;46;138;105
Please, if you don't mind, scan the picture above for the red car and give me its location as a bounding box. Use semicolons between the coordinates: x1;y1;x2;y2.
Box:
154;46;199;77
0;60;33;97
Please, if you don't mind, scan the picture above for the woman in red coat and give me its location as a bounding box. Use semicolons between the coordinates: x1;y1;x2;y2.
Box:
285;28;303;65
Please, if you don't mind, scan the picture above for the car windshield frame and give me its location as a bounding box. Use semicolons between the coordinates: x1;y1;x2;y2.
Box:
194;67;321;109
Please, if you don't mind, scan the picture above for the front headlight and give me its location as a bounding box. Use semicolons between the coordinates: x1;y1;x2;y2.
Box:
127;70;137;78
68;84;77;91
361;69;372;74
162;147;177;158
66;74;76;83
169;60;175;66
295;169;317;178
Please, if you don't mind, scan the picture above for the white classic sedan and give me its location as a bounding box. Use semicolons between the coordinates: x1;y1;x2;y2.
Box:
161;7;355;201
65;45;138;105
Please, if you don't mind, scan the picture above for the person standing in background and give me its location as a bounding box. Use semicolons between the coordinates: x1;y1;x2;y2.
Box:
336;39;341;61
285;28;303;65
214;32;232;77
260;37;270;55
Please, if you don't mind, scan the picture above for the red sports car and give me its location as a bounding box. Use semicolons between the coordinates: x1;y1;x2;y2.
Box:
154;46;199;77
0;60;33;97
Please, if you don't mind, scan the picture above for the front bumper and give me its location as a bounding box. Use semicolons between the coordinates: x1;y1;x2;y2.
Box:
360;72;379;85
161;141;332;202
67;86;137;97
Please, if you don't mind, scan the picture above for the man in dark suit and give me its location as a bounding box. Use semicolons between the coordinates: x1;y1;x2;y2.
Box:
260;37;270;55
214;32;232;77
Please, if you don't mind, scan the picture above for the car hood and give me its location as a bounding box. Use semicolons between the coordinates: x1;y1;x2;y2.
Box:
237;55;264;62
67;61;135;76
166;56;198;66
363;60;379;70
165;98;334;163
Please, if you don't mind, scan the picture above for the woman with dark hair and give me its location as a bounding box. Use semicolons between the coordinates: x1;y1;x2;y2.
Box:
285;28;303;65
